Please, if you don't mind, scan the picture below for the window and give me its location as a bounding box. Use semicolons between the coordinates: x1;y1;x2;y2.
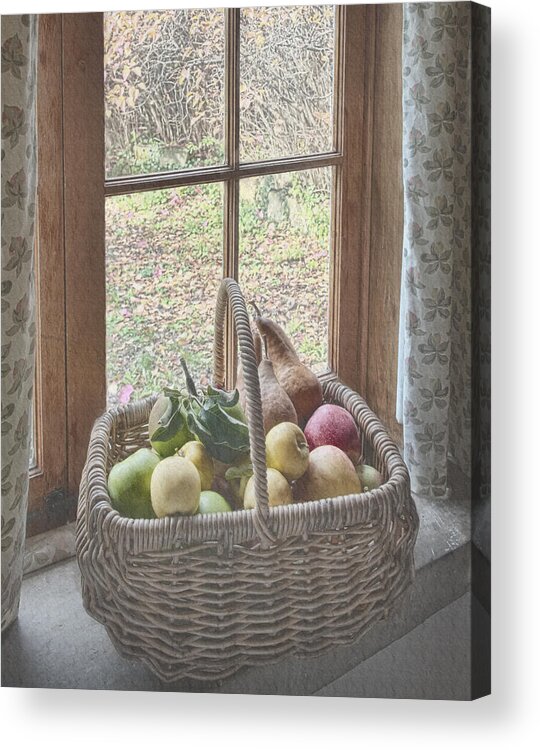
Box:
30;4;405;534
103;7;338;404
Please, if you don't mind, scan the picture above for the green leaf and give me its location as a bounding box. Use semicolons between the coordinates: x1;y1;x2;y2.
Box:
185;394;250;464
150;395;188;443
205;384;240;409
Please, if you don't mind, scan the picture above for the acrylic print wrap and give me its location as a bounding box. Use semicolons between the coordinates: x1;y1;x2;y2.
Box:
1;4;490;700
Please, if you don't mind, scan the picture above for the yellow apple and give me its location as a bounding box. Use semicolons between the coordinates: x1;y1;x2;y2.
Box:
265;422;310;481
178;440;214;490
294;445;361;503
150;455;200;517
243;468;293;510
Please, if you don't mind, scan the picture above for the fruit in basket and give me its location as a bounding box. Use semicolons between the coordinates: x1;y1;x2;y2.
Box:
258;348;298;433
149;391;193;458
198;490;233;514
265;422;309;481
356;463;383;492
243;468;293;509
304;404;361;465
225;458;254;506
148;394;169;439
150;455;201;517
178;440;214;490
293;445;361;503
251;306;323;426
107;448;160;519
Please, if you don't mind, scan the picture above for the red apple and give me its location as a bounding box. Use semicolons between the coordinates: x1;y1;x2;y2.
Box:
304;404;361;464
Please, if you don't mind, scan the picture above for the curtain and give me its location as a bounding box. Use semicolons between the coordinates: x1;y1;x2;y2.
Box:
397;3;473;499
1;15;38;631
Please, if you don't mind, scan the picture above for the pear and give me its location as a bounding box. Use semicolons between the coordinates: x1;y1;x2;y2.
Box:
258;354;298;434
150;455;201;517
243;468;293;509
252;310;323;426
107;448;160;519
178;440;214;490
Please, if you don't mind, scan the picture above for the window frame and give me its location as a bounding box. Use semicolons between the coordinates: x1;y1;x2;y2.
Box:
30;4;395;534
28;14;69;536
104;7;349;388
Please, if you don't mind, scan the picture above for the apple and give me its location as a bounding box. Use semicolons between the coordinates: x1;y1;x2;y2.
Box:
293;445;361;503
243;468;293;509
178;440;214;490
265;422;309;481
150;455;201;517
356;463;383;492
198;490;233;514
107;448;160;519
304;404;361;464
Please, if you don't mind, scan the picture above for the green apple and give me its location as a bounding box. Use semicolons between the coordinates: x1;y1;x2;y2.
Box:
243;468;293;510
148;394;169;442
178;440;214;490
198;490;233;514
150;455;201;517
356;463;383;492
107;448;160;519
265;422;309;481
149;396;193;458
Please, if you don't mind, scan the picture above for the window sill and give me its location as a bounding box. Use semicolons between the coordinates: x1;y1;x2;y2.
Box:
9;479;479;693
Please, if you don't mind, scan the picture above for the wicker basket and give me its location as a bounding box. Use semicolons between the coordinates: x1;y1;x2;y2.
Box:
76;278;418;683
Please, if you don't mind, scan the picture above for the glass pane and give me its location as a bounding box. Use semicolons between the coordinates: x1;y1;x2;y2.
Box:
105;9;225;178
239;168;332;373
106;184;224;406
240;5;335;162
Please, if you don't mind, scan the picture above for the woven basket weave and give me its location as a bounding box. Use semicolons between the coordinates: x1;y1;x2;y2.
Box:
76;278;418;683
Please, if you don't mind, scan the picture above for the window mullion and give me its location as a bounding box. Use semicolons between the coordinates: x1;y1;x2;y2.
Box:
224;7;241;388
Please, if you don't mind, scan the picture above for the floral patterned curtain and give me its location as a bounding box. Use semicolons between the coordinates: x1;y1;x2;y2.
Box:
1;15;38;630
397;3;473;499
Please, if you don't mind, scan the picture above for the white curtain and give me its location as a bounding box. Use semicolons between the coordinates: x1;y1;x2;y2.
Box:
1;14;38;630
397;3;472;499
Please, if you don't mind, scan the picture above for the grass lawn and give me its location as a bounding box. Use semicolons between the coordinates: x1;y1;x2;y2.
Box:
105;177;330;406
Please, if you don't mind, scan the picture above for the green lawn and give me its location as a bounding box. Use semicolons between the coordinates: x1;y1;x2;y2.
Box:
105;177;331;405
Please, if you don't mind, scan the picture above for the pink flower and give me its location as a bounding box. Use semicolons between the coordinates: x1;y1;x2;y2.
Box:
118;384;134;404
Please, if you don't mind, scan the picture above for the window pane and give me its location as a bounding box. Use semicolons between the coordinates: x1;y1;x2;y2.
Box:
239;168;332;373
106;185;224;406
240;5;335;163
105;9;225;178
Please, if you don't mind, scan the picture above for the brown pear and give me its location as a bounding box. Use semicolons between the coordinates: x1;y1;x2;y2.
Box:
237;326;263;415
253;314;323;427
257;356;298;434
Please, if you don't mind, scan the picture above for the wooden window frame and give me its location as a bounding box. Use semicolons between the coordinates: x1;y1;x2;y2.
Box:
104;7;350;388
29;4;404;535
28;15;68;536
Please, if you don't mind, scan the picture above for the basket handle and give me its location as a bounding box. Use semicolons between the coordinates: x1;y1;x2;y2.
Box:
213;278;274;545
